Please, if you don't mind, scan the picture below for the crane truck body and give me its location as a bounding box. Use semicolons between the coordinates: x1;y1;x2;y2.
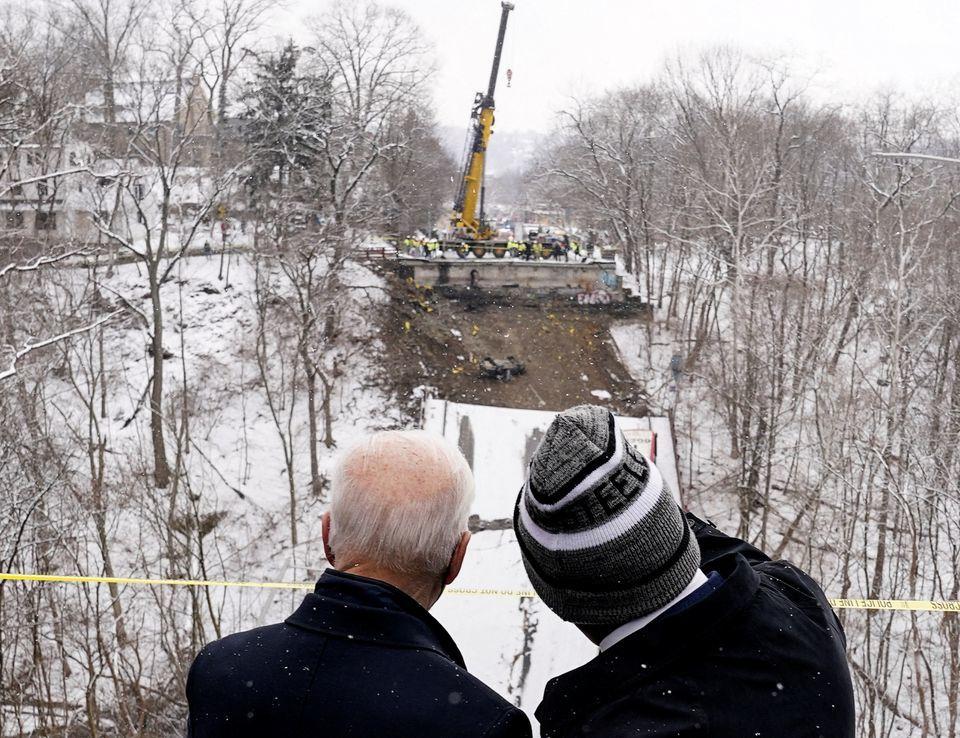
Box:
447;2;514;251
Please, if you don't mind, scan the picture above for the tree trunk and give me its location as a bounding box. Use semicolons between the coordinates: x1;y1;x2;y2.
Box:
148;267;170;488
320;370;335;450
305;364;322;496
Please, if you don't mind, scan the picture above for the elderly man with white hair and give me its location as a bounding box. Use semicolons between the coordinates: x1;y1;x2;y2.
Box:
186;430;531;738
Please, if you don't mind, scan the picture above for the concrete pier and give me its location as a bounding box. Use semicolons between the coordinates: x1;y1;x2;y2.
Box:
398;255;625;303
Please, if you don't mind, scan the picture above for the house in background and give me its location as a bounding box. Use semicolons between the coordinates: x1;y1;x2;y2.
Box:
1;76;223;249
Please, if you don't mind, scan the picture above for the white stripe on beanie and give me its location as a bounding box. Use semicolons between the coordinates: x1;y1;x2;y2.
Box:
524;417;625;513
518;458;665;551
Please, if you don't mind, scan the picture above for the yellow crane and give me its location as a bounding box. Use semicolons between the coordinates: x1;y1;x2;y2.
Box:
449;1;514;245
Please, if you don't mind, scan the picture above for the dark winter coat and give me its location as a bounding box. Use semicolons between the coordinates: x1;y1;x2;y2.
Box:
535;513;856;737
186;569;531;738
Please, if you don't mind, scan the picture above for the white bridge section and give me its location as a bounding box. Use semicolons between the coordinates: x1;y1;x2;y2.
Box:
422;398;681;724
422;398;680;514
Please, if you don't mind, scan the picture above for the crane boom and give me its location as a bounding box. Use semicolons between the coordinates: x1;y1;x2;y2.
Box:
451;1;514;241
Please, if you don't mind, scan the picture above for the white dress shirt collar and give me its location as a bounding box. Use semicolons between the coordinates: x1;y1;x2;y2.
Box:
599;569;709;652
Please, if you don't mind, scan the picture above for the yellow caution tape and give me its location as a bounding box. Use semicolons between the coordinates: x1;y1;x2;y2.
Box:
0;573;957;611
829;598;960;612
450;587;540;598
0;572;312;590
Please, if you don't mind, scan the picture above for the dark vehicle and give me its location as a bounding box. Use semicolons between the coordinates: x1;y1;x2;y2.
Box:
480;355;525;381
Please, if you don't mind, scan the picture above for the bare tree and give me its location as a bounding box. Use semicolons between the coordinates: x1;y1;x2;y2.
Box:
86;10;244;487
66;0;149;125
540;49;960;734
375;106;457;237
541;86;666;302
189;0;276;135
308;0;434;228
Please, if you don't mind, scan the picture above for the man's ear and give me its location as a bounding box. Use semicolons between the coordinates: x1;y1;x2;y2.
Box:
322;511;335;567
443;531;471;586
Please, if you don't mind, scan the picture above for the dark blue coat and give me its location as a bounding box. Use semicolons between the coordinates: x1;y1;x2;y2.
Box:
187;569;531;737
535;514;856;737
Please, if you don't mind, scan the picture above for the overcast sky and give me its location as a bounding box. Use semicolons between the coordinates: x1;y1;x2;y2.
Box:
278;0;960;134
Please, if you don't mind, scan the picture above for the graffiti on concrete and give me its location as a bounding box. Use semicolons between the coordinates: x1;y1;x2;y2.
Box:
577;289;612;305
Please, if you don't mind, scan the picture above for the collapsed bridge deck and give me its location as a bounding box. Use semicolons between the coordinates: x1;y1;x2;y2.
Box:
423;398;679;725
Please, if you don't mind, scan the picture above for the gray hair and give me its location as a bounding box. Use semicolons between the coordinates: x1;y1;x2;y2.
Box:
328;430;475;575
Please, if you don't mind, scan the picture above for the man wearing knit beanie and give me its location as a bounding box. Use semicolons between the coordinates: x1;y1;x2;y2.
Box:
515;405;855;738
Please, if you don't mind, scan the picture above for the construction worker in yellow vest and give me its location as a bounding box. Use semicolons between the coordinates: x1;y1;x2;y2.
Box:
532;240;543;260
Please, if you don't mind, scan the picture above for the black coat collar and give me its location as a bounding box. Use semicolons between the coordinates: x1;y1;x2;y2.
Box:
285;569;466;668
536;554;760;728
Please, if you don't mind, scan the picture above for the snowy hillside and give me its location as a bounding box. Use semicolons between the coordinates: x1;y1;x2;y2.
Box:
7;253;650;730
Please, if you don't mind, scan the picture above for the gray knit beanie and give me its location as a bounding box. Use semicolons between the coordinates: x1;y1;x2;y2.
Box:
513;405;700;625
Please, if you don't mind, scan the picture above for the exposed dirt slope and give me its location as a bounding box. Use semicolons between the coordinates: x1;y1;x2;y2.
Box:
376;272;648;418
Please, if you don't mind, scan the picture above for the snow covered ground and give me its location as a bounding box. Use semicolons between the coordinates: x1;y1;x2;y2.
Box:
609;319;736;522
26;251;798;732
38;253;685;730
42;253;407;637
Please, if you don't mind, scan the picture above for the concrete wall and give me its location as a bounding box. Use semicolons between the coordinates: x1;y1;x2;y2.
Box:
402;256;624;303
